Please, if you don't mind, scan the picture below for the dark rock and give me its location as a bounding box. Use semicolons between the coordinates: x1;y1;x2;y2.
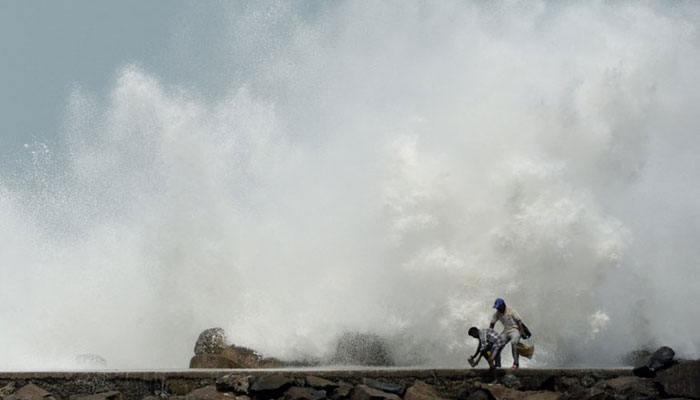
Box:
554;377;582;394
331;383;353;400
461;389;491;400
305;376;339;390
404;381;446;400
648;346;676;372
634;346;676;377
194;328;231;355
599;377;659;400
168;379;199;396
4;383;56;400
189;354;239;369
654;360;700;399
477;384;559;400
360;378;404;396
283;386;327;400
0;382;16;396
349;385;400;400
69;391;126;400
216;374;251;394
249;375;293;393
501;374;522;390
332;332;394;366
181;385;239;399
220;345;284;368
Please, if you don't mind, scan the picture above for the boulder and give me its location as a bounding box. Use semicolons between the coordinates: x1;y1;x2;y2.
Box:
331;332;394;366
654;360;700;399
249;375;294;393
404;381;446;400
179;385;241;400
460;389;491;400
283;386;327;400
349;385;401;400
216;374;251;394
331;383;353;400
4;383;56;400
633;346;676;377
220;345;284;368
501;375;522;390
478;384;559;400
168;379;200;396
0;382;16;397
194;328;231;355
69;391;126;400
602;376;659;399
189;354;239;368
361;378;404;396
305;376;339;390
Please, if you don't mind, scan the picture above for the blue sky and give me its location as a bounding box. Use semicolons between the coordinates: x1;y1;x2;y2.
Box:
0;1;230;156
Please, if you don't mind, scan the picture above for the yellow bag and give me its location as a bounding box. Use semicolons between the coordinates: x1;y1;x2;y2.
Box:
516;342;534;359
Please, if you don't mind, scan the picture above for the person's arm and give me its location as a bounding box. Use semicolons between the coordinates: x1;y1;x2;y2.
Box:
489;312;498;329
471;339;482;359
513;310;525;335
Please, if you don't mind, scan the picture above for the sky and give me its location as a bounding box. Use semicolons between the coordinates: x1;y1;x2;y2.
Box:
0;1;228;156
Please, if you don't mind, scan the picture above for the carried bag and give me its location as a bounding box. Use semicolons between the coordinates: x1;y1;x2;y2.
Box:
516;342;535;359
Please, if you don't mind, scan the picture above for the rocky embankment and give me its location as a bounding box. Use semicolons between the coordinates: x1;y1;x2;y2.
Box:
1;330;698;400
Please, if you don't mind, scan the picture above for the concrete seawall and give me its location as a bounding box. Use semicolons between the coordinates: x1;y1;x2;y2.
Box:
0;368;633;399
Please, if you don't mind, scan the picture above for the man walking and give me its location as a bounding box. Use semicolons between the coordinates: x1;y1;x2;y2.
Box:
490;297;526;369
468;326;505;370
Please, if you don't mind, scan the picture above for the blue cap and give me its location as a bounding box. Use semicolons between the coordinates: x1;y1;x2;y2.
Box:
493;298;505;309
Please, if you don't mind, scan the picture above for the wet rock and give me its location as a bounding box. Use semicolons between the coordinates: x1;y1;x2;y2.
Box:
69;391;126;400
283;386;327;400
168;379;199;396
331;383;353;400
249;375;293;393
220;345;284;368
594;377;659;400
4;383;56;400
194;328;231;355
0;382;16;396
305;376;338;390
554;377;582;394
633;346;676;377
501;374;522;390
404;381;446;400
654;360;700;399
361;378;404;396
189;354;239;368
464;389;491;400
180;385;239;400
216;374;251;394
332;332;394;366
349;384;400;400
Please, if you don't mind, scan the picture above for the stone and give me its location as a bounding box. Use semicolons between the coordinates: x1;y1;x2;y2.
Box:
283;386;327;400
194;328;231;355
463;389;491;400
501;375;522;390
361;378;404;396
331;383;353;399
69;391;126;400
603;376;659;399
181;385;238;399
478;383;559;400
220;345;284;368
249;375;293;393
1;382;16;396
648;346;676;372
168;379;199;396
190;354;239;369
216;374;250;394
654;360;700;399
4;383;57;400
331;332;394;366
404;381;446;400
349;385;401;400
554;378;582;394
305;376;338;390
